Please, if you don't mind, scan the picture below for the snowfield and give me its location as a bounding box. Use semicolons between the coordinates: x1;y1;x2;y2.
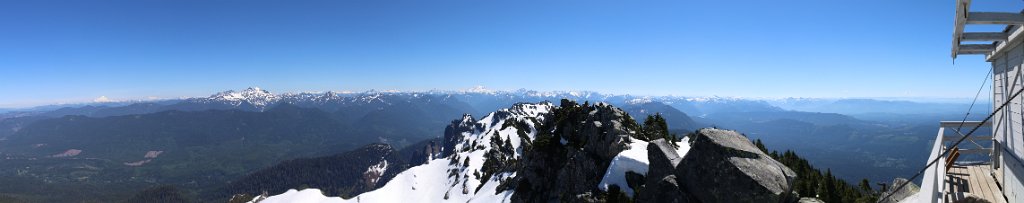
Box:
597;136;691;197
598;139;649;196
251;102;693;203
252;103;552;203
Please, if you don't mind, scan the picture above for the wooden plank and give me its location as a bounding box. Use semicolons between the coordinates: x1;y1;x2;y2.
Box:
959;148;993;154
967;12;1024;24
951;166;968;202
957;44;996;56
978;166;1005;203
960;49;993;55
965;166;977;194
962;32;1009;41
948;165;966;195
961;44;997;52
952;0;971;58
972;166;992;201
923;128;946;202
942;135;993;142
955;164;1007;203
940;121;991;127
985;21;1024;61
980;166;999;203
947;149;962;170
950;167;961;192
978;166;991;201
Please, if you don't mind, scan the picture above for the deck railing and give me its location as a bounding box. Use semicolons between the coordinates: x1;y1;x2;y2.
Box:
920;120;993;202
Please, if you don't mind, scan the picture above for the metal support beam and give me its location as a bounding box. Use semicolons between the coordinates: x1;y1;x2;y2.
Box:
961;32;1008;42
966;12;1024;24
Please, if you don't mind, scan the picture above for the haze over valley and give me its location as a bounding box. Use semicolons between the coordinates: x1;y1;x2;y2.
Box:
0;87;987;202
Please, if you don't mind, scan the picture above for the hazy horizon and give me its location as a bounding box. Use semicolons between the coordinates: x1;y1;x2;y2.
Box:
2;0;1018;109
0;85;991;109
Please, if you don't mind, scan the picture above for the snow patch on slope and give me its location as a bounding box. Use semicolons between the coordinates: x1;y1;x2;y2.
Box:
364;160;388;185
598;139;649;196
254;102;553;203
597;136;691;197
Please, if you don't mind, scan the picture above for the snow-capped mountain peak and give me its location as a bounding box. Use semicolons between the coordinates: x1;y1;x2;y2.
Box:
200;87;280;109
625;97;654;105
465;85;496;94
684;95;744;103
254;102;556;203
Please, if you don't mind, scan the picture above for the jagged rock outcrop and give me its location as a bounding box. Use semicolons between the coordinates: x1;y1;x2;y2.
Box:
442;114;478;157
222;143;408;200
406;139;443;166
646;139;682;180
511;100;633;202
798;197;825;203
638;139;689;203
253;101;806;203
878;178;920;203
511;104;799;203
675;128;798;203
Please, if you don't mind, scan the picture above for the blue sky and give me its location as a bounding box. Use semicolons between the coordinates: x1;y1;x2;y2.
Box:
0;0;1019;108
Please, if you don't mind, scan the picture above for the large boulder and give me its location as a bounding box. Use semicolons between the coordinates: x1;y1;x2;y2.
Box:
798;197;825;203
878;178;920;203
647;139;682;177
638;139;688;202
676;128;798;203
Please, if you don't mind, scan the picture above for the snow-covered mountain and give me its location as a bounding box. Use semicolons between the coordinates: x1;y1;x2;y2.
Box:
188;87;280;111
250;100;797;203
1;87;791;122
253;102;559;202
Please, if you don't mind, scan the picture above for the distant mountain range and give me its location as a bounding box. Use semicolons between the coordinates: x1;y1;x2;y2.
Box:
767;98;989;115
3;87;982;121
0;87;988;202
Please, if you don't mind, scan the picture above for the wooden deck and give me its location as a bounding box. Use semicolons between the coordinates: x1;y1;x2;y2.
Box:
945;164;1006;203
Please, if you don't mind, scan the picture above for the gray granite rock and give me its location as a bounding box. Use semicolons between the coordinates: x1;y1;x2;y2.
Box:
638;138;687;202
798;197;825;203
676;128;798;203
511;101;631;203
878;178;920;203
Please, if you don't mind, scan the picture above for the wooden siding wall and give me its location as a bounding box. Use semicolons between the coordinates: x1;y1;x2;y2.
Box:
993;39;1024;202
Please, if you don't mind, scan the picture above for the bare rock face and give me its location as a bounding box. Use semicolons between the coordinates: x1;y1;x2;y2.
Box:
442;114;477;157
407;139;442;166
798;197;825;203
638;139;689;202
647;139;682;179
640;174;689;203
878;178;920;203
675;128;798;203
511;100;632;203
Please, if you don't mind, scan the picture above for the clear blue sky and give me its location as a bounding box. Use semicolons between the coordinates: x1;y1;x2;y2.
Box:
0;0;1019;108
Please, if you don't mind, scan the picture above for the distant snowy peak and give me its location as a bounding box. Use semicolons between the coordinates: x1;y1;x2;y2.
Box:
193;87;281;109
626;98;654;105
504;102;554;118
684;96;746;103
464;85;496;94
176;87;785;114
